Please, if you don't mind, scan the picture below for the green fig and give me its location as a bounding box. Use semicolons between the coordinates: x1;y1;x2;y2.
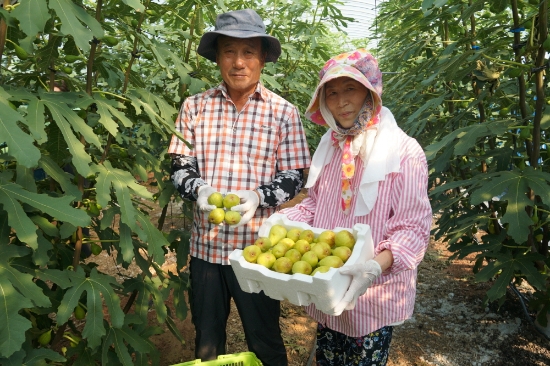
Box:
257;252;276;268
519;127;531;139
311;242;331;260
64;55;81;63
102;36;119;47
207;192;224;208
74;305;86;320
88;203;100;216
254;237;272;252
272;257;293;274
318;255;344;268
292;260;313;275
284;248;302;264
286;228;302;242
224;210;241;225
38;330;52;346
334;230;356;249
294;239;311;255
142;52;154;60
271;243;288;258
268;224;287;245
299;229;315;243
91;243;102;255
312;265;331;276
223;193;240;209
14;44;28;60
317;230;336;247
243;245;261;263
278;237;295;249
332;246;352;263
301;250;318;268
208;208;225;224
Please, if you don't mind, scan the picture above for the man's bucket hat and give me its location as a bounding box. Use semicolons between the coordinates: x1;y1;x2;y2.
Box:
197;9;282;63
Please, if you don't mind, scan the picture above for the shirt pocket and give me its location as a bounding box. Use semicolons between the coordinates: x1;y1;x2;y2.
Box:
247;124;279;164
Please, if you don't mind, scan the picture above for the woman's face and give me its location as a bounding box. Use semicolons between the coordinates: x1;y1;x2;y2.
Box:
324;77;370;129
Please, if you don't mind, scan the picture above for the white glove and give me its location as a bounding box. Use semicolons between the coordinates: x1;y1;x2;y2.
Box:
331;259;382;316
229;190;260;228
196;185;217;212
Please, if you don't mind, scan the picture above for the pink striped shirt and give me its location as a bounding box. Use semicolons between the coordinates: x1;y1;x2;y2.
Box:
280;127;432;337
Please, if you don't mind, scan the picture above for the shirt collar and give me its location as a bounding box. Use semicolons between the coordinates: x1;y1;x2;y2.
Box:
215;81;267;102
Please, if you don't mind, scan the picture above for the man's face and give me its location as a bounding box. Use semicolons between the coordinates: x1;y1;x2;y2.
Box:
216;36;266;97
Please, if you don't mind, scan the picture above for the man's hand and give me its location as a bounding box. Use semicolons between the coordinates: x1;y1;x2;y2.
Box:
196;185;217;212
229;190;260;228
331;259;382;316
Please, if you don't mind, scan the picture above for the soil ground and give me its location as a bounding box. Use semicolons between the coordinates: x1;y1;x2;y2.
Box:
88;182;550;366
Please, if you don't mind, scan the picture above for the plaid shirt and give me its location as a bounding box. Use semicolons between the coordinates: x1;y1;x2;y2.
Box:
168;82;311;264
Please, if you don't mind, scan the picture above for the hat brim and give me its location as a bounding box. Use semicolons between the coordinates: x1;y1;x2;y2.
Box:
197;30;281;63
305;65;382;126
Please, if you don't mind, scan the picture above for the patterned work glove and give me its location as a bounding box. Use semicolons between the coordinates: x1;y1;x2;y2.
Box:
331;259;382;316
229;190;260;228
196;185;217;212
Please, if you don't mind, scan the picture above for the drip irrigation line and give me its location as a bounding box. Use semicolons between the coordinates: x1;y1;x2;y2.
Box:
508;282;550;342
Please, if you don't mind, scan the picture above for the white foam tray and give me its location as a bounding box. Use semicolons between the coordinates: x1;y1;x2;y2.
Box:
229;213;374;314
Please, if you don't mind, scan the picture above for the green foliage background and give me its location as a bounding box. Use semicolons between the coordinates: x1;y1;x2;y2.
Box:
0;0;359;363
376;0;550;327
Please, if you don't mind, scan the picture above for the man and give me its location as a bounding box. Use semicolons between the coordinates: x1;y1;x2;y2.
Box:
167;9;311;366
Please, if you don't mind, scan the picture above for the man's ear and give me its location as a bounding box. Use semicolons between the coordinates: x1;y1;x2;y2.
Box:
261;53;267;69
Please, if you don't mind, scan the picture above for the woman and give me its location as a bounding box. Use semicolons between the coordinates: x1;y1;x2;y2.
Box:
279;49;432;365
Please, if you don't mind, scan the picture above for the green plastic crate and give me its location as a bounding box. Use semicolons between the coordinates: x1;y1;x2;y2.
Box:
171;352;262;366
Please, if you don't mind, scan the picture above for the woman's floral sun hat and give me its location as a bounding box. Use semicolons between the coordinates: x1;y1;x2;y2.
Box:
306;48;383;126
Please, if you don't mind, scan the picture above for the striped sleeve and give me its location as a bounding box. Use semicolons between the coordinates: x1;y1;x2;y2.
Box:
279;186;317;225
374;137;432;274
